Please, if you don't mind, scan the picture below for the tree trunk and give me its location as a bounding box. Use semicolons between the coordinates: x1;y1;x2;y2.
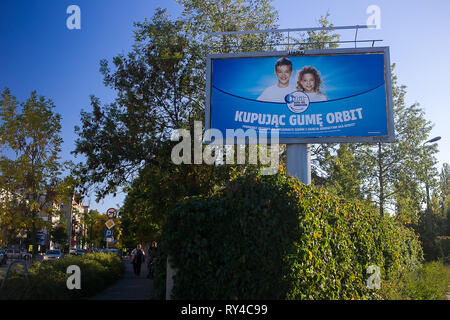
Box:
425;182;433;234
31;211;38;262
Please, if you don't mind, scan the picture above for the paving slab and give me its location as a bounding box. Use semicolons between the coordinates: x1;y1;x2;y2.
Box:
91;257;153;300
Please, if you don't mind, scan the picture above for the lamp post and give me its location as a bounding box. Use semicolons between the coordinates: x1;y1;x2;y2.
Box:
423;136;441;234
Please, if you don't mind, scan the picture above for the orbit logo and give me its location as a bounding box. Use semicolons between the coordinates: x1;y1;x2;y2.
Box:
285;91;310;114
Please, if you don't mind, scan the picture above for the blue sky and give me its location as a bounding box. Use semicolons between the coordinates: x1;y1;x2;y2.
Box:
1;0;449;213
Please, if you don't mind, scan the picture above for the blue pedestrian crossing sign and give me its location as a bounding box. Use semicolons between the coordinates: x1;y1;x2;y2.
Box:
104;229;113;239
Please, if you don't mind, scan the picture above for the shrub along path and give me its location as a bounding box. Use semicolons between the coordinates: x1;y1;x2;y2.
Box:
91;257;153;300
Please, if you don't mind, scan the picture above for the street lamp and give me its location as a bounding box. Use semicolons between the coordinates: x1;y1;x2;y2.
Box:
425;136;441;144
422;136;441;234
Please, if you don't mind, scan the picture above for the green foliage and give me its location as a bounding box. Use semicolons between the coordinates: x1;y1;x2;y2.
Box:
312;64;438;223
120;138;237;246
156;172;423;300
71;2;344;250
73;1;283;200
83;209;101;247
436;237;450;264
50;224;68;246
323;143;364;200
0;253;124;300
0;88;74;257
177;0;281;53
290;12;340;50
81;0;284;245
386;261;450;300
88;214;122;248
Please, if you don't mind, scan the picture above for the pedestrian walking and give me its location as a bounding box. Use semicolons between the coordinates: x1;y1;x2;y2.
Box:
146;241;158;279
131;244;145;276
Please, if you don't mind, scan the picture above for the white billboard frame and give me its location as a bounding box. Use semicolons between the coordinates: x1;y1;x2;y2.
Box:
205;47;395;144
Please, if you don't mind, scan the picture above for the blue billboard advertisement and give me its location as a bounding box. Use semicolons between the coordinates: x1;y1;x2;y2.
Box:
207;48;394;143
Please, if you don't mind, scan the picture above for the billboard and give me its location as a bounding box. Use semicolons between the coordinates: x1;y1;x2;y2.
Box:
205;47;394;144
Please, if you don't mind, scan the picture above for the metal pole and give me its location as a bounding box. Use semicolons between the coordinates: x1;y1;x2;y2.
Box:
287;30;290;50
286;144;311;184
210;25;371;36
0;260;29;293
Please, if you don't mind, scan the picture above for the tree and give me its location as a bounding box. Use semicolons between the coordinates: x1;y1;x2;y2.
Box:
90;214;121;249
83;209;100;248
50;224;68;249
72;4;344;245
315;65;440;260
176;0;281;53
322;143;364;200
73;1;282;201
324;66;438;223
373;66;436;221
440;163;450;201
73;1;286;243
438;163;450;236
0;88;71;260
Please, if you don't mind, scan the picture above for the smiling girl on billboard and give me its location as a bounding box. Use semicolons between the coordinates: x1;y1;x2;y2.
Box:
296;66;328;102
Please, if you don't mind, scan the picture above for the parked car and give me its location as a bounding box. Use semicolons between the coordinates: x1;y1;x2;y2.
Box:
107;249;120;255
43;249;63;261
21;251;32;260
73;249;86;256
5;248;21;259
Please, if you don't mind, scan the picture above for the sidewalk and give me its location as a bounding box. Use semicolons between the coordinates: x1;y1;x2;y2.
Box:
90;257;154;300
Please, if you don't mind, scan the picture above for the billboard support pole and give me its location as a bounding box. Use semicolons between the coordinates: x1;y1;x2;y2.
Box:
286;144;311;184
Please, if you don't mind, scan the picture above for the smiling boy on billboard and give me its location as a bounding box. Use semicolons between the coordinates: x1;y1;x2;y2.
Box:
257;57;296;103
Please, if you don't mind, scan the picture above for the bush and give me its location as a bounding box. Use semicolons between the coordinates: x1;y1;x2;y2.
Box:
157;172;423;300
392;261;450;300
0;253;125;300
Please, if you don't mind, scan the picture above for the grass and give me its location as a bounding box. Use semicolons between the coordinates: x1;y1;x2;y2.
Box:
384;261;450;300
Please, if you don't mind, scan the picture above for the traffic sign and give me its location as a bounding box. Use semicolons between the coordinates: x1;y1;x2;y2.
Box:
105;219;116;229
106;208;117;219
104;229;113;238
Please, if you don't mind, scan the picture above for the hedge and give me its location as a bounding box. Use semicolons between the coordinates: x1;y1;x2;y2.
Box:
155;172;423;300
0;253;125;300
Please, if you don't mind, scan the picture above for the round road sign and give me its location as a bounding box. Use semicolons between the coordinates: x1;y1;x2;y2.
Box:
106;208;117;218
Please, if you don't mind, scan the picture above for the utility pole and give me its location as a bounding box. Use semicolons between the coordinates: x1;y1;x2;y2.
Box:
286;144;311;184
